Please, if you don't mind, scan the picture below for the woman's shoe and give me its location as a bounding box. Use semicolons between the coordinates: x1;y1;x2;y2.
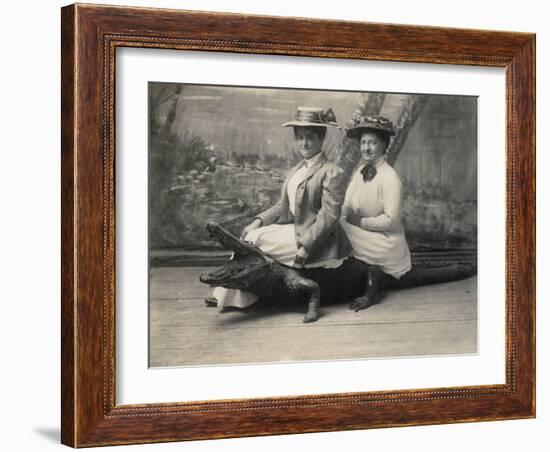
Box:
349;295;376;311
349;265;383;311
204;297;218;307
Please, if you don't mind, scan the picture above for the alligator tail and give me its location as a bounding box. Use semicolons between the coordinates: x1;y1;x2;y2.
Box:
383;262;477;291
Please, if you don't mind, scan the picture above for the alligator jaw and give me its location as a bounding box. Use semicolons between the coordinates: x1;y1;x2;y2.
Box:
200;262;269;290
199;265;233;285
206;222;255;256
200;222;272;289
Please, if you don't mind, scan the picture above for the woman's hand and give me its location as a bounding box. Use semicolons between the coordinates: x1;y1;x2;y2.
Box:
294;246;309;268
240;218;262;239
346;212;363;228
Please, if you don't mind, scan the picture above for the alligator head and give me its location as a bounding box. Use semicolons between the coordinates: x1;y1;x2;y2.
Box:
199;222;273;290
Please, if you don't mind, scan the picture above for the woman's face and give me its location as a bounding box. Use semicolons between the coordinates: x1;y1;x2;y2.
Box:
360;131;387;163
294;127;323;160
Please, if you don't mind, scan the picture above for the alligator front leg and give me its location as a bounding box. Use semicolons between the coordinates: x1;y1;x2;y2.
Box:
303;284;321;323
285;272;321;323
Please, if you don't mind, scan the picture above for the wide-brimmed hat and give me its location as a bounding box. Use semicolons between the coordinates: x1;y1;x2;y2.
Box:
345;115;396;140
283;106;339;128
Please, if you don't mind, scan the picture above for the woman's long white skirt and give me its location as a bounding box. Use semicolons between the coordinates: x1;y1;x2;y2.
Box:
213;224;344;308
340;219;411;279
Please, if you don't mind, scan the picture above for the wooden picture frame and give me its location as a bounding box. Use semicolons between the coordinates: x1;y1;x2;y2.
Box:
61;3;535;447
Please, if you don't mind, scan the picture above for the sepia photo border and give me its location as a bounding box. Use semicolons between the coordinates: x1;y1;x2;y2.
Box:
61;4;535;447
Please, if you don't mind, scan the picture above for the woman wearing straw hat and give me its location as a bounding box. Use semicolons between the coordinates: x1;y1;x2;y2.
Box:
206;106;352;320
341;115;412;311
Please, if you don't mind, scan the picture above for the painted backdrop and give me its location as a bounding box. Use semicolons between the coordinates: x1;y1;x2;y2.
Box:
149;83;477;265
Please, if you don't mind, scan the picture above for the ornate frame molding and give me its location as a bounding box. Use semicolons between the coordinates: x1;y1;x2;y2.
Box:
61;4;535;447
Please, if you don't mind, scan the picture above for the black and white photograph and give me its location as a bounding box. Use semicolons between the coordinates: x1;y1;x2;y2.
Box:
148;83;478;367
3;0;545;450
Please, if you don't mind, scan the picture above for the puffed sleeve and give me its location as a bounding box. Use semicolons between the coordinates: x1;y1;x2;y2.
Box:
298;165;347;252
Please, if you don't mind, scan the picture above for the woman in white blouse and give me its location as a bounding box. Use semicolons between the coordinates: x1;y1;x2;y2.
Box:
341;115;411;311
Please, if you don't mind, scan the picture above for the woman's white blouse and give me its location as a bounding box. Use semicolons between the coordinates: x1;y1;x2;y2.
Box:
286;151;324;215
343;160;404;233
341;159;411;278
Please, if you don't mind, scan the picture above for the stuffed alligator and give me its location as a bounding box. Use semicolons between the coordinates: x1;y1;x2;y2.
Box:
199;222;476;323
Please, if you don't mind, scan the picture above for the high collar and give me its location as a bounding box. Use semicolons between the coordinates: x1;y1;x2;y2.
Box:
303;151;325;168
363;156;386;169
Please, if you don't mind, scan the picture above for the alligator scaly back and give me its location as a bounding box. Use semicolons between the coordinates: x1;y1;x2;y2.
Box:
199;222;476;322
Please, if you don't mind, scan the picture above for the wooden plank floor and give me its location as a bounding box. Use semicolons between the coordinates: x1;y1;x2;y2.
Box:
149;267;477;367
